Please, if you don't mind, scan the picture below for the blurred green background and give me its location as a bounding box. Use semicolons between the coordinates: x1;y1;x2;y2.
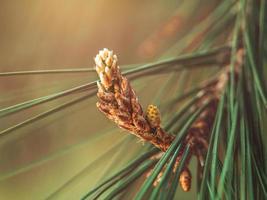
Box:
0;0;223;199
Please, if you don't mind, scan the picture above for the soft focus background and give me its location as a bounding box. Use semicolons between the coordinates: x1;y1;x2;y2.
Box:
0;0;224;199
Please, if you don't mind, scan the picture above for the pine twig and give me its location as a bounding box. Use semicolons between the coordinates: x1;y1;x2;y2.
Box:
94;48;244;193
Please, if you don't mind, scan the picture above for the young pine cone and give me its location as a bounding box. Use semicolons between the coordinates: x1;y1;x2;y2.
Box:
179;167;192;192
95;48;174;151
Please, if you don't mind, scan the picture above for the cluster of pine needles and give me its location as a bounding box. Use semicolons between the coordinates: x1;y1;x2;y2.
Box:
0;0;266;200
83;0;267;199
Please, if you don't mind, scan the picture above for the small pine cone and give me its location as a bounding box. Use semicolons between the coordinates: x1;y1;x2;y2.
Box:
146;104;161;128
179;167;192;192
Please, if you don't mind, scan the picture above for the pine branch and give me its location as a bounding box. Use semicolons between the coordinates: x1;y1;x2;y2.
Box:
94;47;244;198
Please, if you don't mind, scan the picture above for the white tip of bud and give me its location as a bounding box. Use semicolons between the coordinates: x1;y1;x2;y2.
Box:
95;48;118;89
